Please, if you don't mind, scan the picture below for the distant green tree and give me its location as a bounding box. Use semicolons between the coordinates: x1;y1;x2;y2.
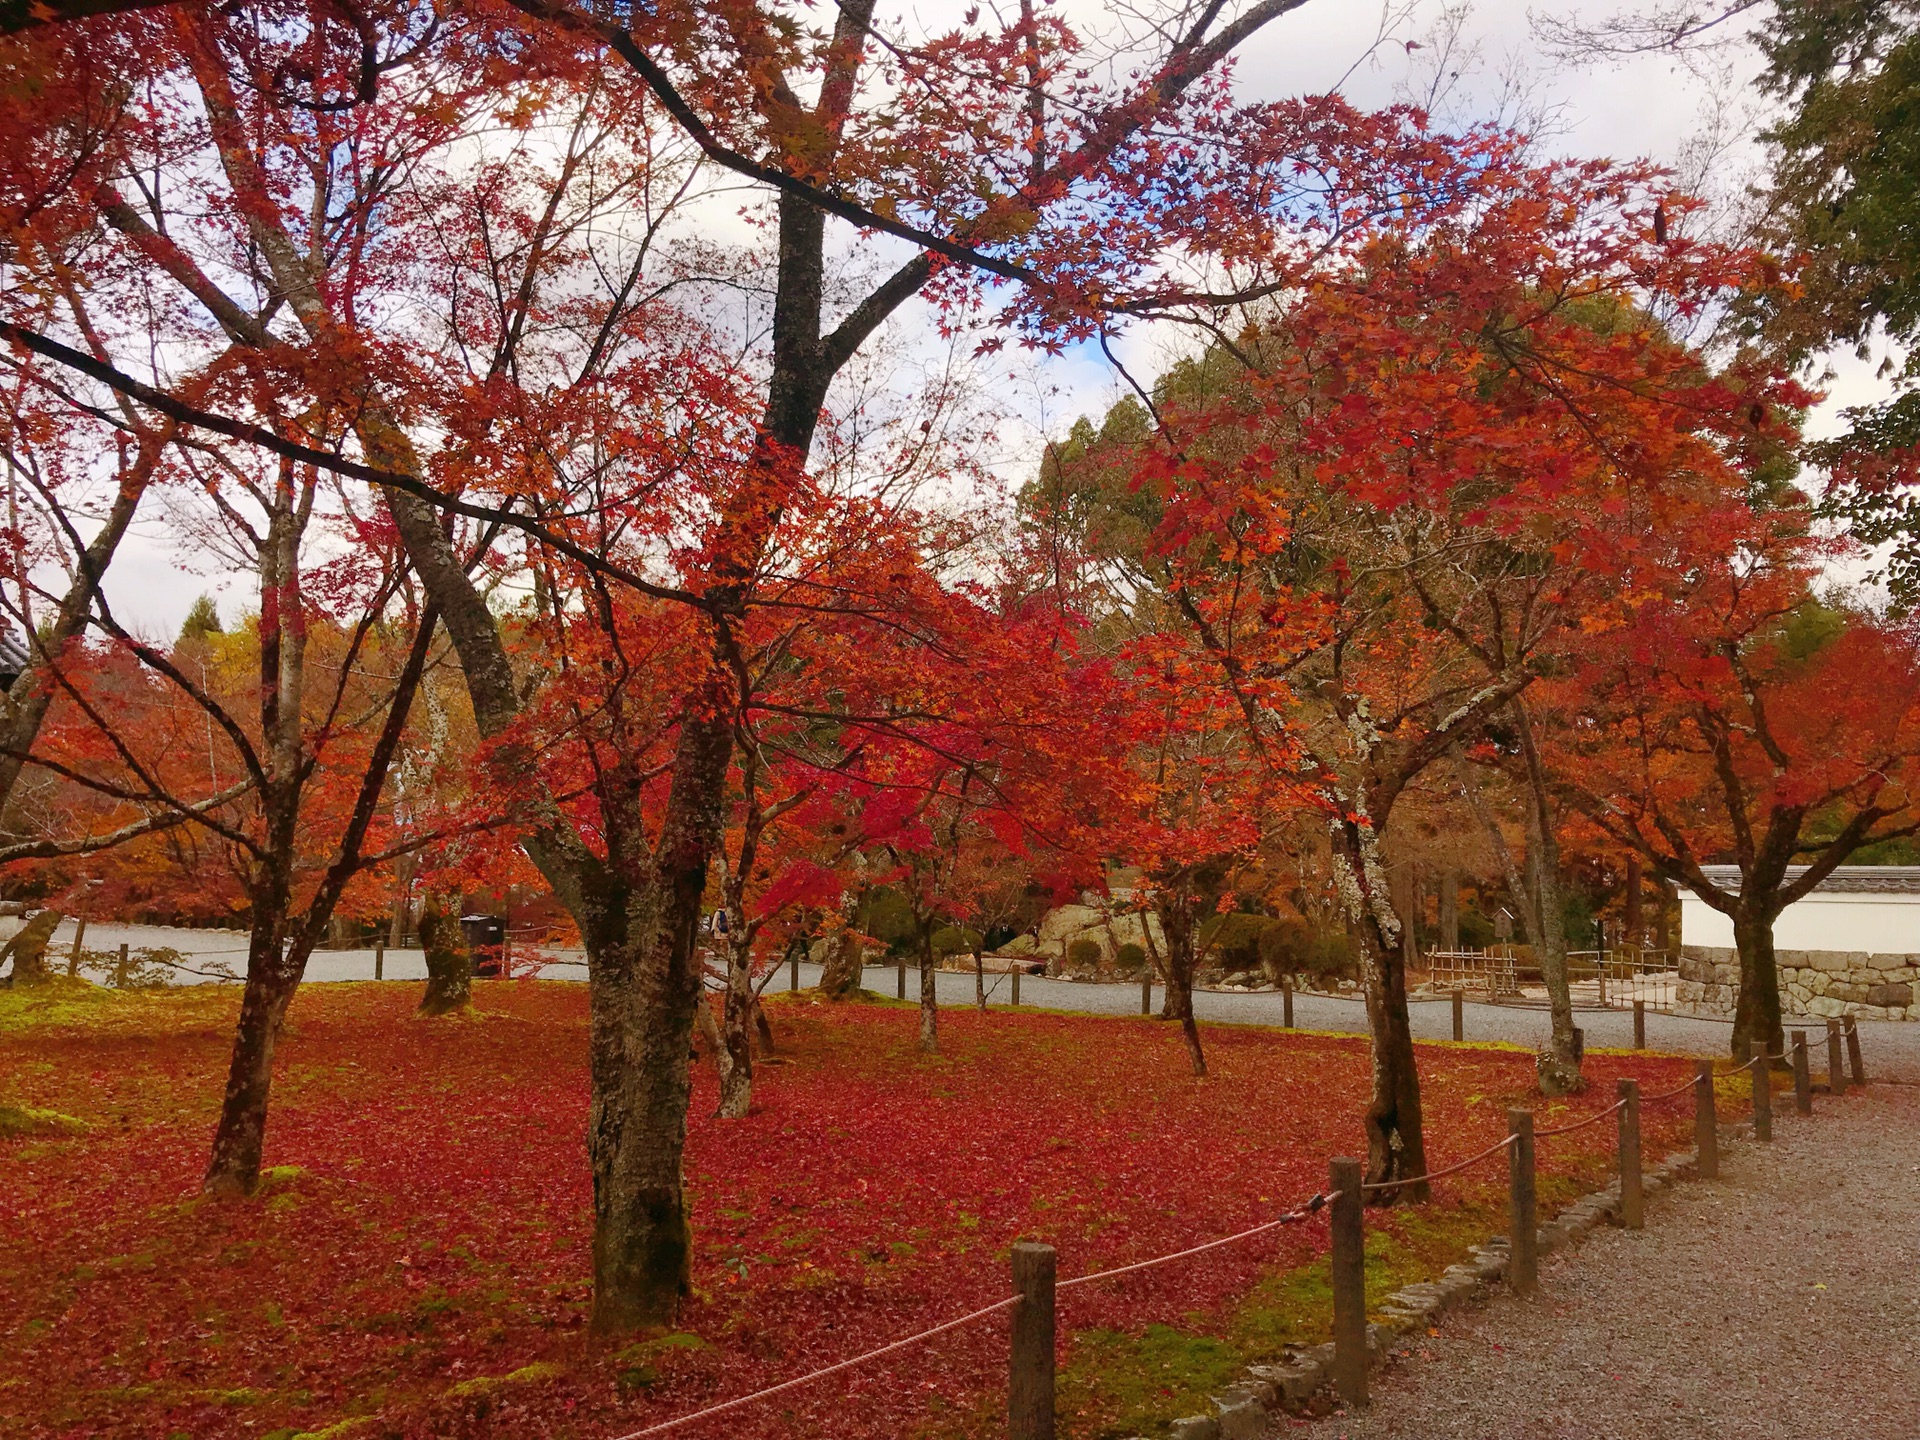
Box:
177;595;224;645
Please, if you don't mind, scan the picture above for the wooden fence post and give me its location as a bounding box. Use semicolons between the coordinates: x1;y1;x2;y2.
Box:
1751;1051;1772;1142
1617;1079;1642;1229
114;942;129;987
897;957;906;1001
68;917;87;973
1142;970;1153;1017
1845;1017;1866;1087
1452;988;1464;1042
1826;1020;1846;1097
375;943;384;981
1009;1242;1056;1440
1328;1157;1367;1407
1693;1061;1718;1180
790;950;800;991
1633;999;1646;1050
1508;1110;1536;1295
1011;968;1021;1007
1791;1032;1812;1115
1282;972;1293;1029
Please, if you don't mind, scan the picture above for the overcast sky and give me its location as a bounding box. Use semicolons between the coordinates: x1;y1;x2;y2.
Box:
99;0;1880;637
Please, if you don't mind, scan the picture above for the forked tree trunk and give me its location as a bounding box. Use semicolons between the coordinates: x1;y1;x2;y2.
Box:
583;904;704;1333
579;702;730;1333
1731;905;1786;1063
1332;822;1429;1201
417;900;472;1015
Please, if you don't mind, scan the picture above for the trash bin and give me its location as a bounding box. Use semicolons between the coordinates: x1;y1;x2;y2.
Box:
462;914;504;976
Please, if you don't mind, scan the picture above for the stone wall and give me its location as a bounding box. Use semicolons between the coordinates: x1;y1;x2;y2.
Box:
1676;945;1920;1021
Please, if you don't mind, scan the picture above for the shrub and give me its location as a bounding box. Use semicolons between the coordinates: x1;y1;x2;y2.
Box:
1255;918;1313;975
1307;930;1358;980
856;889;919;951
1197;913;1270;974
1065;938;1104;969
1248;920;1355;983
1113;942;1147;974
931;925;982;958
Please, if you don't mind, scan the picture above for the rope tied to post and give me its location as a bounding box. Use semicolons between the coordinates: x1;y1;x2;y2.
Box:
1057;1190;1332;1290
1358;1132;1516;1194
608;1185;1335;1438
1532;1098;1627;1139
1638;1073;1704;1104
606;1294;1022;1440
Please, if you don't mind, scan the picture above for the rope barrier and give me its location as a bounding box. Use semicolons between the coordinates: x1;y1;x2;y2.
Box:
1055;1192;1332;1291
604;1293;1021;1440
610;1185;1332;1438
1359;1133;1515;1193
1640;1074;1704;1104
1532;1098;1627;1139
603;1009;1855;1440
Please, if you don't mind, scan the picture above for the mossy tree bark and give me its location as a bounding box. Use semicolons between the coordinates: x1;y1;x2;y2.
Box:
816;926;864;998
0;910;61;987
417;899;472;1015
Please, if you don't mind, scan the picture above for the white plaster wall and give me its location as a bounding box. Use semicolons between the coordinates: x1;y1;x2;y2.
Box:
1680;889;1920;954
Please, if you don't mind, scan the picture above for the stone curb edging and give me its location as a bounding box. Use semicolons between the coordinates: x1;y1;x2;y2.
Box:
1148;1128;1750;1440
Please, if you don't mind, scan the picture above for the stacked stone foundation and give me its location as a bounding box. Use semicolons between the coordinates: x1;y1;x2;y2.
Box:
1676;945;1920;1021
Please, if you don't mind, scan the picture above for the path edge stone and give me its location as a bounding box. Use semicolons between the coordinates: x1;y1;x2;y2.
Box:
1149;1125;1752;1437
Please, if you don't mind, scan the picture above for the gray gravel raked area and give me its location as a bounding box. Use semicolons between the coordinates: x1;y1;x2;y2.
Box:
1278;1080;1920;1440
43;918;1920;1080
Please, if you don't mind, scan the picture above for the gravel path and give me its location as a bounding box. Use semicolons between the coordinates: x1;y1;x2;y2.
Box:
41;920;1920;1081
1280;1081;1920;1440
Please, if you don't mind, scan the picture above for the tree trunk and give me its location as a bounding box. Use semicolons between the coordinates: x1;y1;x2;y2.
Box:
717;967;755;1118
204;928;297;1196
1524;837;1583;1096
1332;823;1428;1201
753;996;776;1057
974;943;987;1011
817;928;863;998
1731;905;1785;1063
1391;863;1419;969
583;913;703;1334
0;910;61;987
1154;886;1206;1076
1438;867;1459;952
918;924;939;1054
1511;702;1582;1093
580;696;730;1334
417;900;472;1015
1624;855;1642;948
1459;739;1580;1094
387;852;416;947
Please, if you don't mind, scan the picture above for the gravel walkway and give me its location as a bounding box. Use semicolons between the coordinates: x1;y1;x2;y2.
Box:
40;920;1920;1081
1279;1081;1920;1440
